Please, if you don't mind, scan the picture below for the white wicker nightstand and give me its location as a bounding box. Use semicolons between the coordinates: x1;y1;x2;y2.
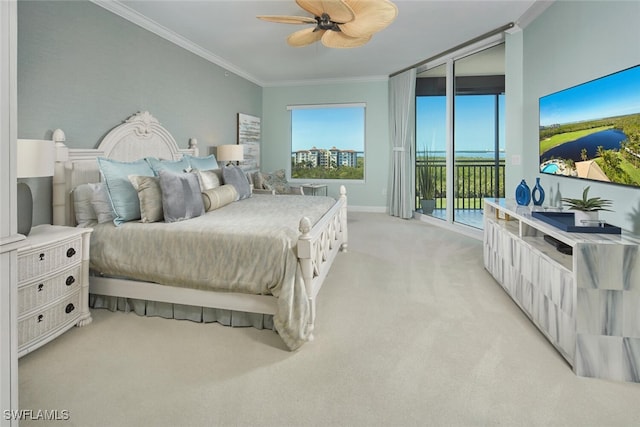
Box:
17;225;92;357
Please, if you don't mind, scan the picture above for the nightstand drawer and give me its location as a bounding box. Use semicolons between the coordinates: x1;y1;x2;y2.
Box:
18;265;82;314
18;291;81;348
18;236;82;283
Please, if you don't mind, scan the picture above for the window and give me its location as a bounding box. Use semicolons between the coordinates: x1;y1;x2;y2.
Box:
288;103;365;180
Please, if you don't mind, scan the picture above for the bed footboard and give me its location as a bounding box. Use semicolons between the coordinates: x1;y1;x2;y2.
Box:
297;185;347;339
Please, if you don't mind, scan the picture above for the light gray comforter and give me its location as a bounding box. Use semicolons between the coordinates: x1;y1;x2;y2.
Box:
89;194;336;350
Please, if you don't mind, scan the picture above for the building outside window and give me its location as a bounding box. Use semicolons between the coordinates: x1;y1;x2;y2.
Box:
289;103;365;180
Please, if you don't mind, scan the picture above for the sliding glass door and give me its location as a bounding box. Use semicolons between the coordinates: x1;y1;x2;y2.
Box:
415;43;506;229
416;64;447;221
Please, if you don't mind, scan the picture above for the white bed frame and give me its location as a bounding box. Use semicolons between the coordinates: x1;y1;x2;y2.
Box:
52;111;348;342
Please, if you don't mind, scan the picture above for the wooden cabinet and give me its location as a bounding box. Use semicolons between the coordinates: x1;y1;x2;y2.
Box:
17;225;92;357
484;198;640;382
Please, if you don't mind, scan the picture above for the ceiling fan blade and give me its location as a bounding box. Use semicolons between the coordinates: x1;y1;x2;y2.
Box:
339;0;398;38
257;15;317;25
321;30;371;48
288;28;325;47
296;0;355;24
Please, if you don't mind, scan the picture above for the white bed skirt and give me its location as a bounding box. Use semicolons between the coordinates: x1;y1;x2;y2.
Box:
89;294;275;330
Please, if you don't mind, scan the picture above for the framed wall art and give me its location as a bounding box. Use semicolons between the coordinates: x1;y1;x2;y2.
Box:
237;113;260;170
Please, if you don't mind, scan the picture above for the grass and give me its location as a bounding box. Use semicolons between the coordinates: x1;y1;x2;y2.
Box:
539;125;613;155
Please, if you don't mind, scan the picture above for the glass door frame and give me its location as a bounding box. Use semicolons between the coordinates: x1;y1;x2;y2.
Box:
416;35;505;230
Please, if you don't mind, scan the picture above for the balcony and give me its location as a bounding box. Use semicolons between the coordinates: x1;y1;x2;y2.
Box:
415;157;505;229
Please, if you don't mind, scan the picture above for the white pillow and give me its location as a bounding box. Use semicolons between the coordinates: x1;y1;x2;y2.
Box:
72;184;97;227
91;183;116;224
195;169;222;191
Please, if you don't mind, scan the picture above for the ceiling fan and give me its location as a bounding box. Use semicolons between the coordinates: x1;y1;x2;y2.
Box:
257;0;398;49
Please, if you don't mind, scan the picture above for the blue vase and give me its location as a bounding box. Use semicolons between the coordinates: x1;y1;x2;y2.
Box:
532;177;545;206
515;179;531;206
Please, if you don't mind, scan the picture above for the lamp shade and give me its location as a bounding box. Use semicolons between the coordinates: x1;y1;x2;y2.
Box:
17;139;55;178
217;144;244;162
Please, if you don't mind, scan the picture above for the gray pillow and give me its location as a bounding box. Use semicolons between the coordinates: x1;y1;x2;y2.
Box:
222;165;251;200
158;170;205;223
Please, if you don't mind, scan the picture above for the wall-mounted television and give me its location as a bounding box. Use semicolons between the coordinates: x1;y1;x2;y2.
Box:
539;64;640;189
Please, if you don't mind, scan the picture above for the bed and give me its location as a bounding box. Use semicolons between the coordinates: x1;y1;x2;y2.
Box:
52;111;347;350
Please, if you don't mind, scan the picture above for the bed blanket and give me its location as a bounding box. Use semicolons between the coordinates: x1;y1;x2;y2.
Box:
89;194;336;350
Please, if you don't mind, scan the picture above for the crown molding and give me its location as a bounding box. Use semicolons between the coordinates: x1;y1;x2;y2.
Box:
264;74;389;88
516;0;555;30
90;0;265;87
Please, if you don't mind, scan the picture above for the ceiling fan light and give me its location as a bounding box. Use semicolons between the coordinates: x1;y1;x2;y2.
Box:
296;0;355;24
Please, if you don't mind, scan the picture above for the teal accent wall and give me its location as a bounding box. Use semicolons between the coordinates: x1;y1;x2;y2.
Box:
262;81;389;209
18;1;261;225
511;0;640;232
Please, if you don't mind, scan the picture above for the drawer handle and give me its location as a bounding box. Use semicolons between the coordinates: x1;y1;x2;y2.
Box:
37;314;44;323
37;283;44;292
65;276;75;286
39;253;45;261
65;303;75;314
66;248;76;258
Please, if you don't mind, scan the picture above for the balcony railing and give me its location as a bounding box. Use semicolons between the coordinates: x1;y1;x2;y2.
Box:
415;158;505;210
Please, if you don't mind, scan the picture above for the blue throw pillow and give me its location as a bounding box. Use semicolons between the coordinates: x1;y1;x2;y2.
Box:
185;154;219;171
97;157;155;226
145;156;191;175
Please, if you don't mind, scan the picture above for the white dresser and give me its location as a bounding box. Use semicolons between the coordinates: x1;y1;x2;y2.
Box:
484;198;640;382
17;225;92;357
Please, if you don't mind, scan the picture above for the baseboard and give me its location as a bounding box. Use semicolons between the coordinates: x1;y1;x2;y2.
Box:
348;205;387;213
414;212;483;241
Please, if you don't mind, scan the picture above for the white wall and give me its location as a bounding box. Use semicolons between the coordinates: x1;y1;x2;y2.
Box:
262;80;390;209
512;0;640;232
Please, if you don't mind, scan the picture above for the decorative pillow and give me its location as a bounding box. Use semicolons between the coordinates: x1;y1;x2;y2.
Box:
185;154;218;171
158;170;205;223
263;169;291;194
128;175;163;223
252;171;266;190
145;156;191;175
97;157;155;225
222;165;252;200
72;184;97;227
201;185;238;212
195;169;222;191
91;183;115;224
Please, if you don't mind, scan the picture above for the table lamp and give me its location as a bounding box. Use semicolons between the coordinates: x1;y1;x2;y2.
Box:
217;144;244;166
17;139;55;236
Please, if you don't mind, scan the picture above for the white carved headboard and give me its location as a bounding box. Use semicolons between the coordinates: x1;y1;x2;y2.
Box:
53;111;199;226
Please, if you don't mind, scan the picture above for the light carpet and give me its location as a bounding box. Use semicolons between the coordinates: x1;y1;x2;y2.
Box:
18;212;640;426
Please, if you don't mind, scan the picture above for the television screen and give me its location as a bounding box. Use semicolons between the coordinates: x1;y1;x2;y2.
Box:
539;64;640;188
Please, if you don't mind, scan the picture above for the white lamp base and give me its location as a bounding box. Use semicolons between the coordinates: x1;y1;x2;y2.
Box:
17;182;33;236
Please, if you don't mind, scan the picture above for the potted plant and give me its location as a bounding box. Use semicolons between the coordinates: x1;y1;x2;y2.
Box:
561;186;612;226
417;149;436;214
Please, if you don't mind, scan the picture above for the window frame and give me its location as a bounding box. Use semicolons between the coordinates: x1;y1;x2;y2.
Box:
287;102;367;183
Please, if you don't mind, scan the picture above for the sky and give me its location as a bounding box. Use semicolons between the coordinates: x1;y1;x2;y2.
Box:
291;106;365;152
290;95;507;155
416;94;505;153
539;65;640;127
